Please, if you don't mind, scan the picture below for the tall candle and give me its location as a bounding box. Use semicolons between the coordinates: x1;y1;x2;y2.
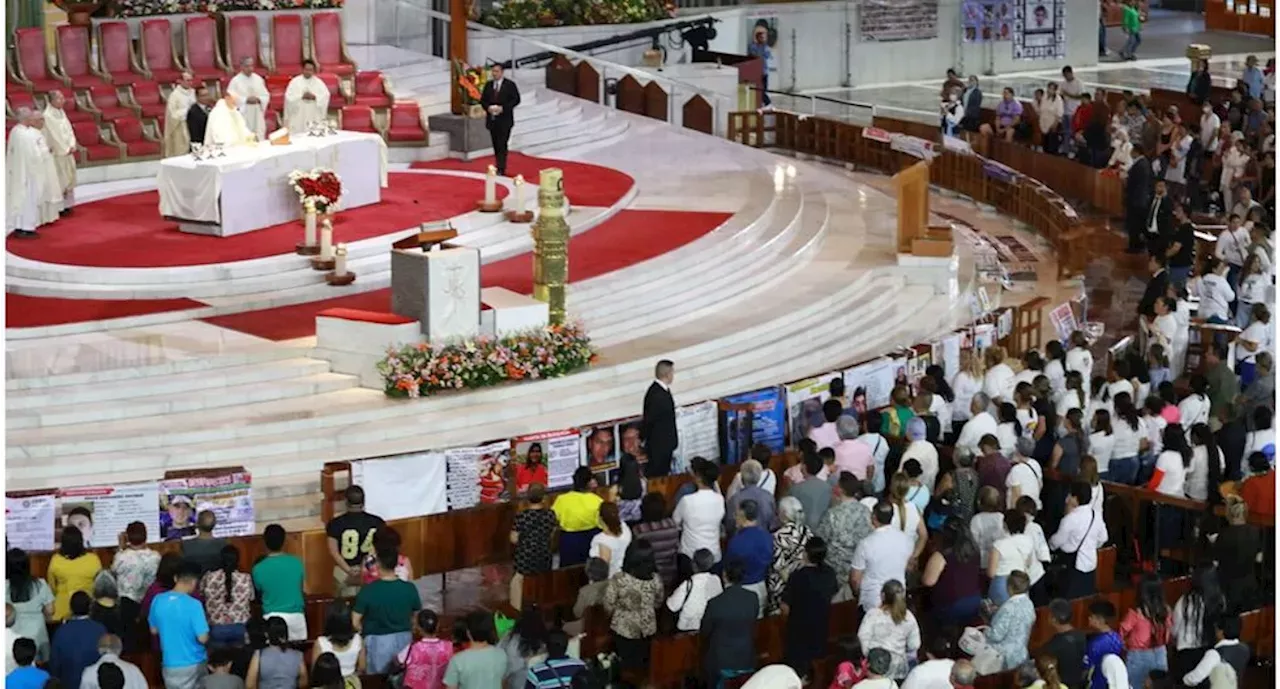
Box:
334;244;348;276
485;165;497;203
515;175;526;210
320;220;333;259
304;210;317;247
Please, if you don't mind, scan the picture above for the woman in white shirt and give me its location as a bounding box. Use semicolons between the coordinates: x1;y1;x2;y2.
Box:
589;503;633;577
1220;136;1251;201
1179;376;1212;432
1243;406;1275;476
1234;255;1269;329
1065;331;1094;380
987;510;1042;606
1084;376;1113;435
1164;131;1194;192
1056;370;1088;417
1089;409;1117;467
1186;423;1224;501
1043;341;1067;398
1108;393;1148;485
1235;303;1273;387
1172;564;1225;674
950;350;985;430
1198;259;1236;324
1107;125;1134;172
665;549;721;631
1150;425;1189;497
1006;452;1043;510
996;403;1022;457
983;347;1016;404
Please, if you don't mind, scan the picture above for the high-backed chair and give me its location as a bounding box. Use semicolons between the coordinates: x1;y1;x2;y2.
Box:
55;25;107;88
270;14;305;75
353;71;392;109
12;28;65;92
97;21;145;86
224;15;264;72
385;102;428;144
8;62;31;93
109;117;162;158
138;19;183;84
182;15;230;82
7;91;37;116
127;81;167;120
310;12;356;77
84;84;138;121
317;72;345;110
339;105;378;134
73;121;125;163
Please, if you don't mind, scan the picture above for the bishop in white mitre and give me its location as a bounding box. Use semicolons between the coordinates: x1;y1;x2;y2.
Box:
41;90;78;212
7;108;65;238
163;72;197;157
227;58;269;140
284;59;331;133
204;92;258;147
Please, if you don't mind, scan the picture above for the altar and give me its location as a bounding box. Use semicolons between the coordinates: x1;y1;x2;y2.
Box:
157;131;388;237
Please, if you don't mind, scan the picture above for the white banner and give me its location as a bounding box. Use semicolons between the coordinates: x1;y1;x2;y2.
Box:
889;133;937;161
58;483;161;549
5;494;56;552
675;401;720;473
353;453;448;520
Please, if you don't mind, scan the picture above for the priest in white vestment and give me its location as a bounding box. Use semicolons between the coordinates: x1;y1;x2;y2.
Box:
41;90;77;213
204;93;258;147
284;59;331;133
7;108;65;238
163;72;197;157
227;58;269;140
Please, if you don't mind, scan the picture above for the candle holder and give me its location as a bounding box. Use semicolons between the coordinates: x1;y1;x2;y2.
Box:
326;243;354;284
310;255;336;271
505;174;533;222
477;164;504;212
326;271;357;286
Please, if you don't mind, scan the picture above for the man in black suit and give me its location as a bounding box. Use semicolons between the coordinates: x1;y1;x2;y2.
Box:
186;87;214;147
480;64;520;176
1139;252;1169;318
1125;142;1154;252
641;359;677;478
700;559;758;685
1144;179;1174;252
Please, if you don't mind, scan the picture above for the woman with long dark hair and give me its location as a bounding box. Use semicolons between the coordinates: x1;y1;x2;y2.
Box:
603;539;663;671
615;453;646;524
1187;424;1225;503
588;502;632;578
1170;564;1226;680
248;616;308;689
201;544;253;648
1056;370;1088;417
46;525;101;622
501;604;548;688
1120;574;1173;687
1106;392;1147;484
1043;340;1067;396
308;652;341;689
313;602;364;680
631;492;679;587
5;548;54;662
920;517;982;626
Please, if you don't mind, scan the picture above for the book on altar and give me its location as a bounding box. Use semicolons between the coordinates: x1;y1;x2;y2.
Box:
269;128;291;145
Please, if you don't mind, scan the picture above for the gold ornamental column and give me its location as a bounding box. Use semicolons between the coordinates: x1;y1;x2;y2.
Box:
532;168;568;325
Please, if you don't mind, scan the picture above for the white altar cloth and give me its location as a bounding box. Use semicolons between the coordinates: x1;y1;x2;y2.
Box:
157;131;389;237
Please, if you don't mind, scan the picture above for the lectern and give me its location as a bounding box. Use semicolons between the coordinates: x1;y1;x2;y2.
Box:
390;244;481;341
893;160;954;257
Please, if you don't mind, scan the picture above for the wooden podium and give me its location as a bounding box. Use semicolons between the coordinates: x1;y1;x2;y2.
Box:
894;160;954;258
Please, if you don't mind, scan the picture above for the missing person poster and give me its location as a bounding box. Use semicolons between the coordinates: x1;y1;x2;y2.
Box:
842;358;898;413
675;401;720;473
720;386;786;461
158;472;254;541
445;440;511;510
511;429;580;496
785;373;840;447
962;0;1014;42
5;493;56;552
580;422;619;478
58;483;161;548
351;452;448;521
1013;0;1066;60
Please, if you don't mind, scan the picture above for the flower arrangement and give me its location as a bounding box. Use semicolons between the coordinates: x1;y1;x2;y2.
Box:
479;0;673;29
107;0;343;18
451;59;488;107
377;323;596;398
288;167;342;214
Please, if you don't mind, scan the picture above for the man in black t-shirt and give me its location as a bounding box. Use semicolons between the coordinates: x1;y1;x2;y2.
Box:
1165;202;1197;290
1038;598;1087;689
325;485;385;599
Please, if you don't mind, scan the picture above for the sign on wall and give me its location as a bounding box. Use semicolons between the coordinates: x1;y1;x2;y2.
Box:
963;0;1015;42
1013;0;1066;60
860;0;939;41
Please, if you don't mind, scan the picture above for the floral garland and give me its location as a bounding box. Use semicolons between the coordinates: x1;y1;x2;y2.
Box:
109;0;344;18
288;167;342;214
451;59;487;106
480;0;674;30
378;323;595;398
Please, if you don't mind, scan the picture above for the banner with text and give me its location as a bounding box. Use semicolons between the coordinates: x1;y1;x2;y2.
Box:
158;472;254;541
58;482;161;549
675;401;720;473
511;428;580;496
720;386;786;461
445;440;511;510
5;493;56;552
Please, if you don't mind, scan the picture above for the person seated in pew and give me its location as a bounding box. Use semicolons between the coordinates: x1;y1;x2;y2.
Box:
245;617;307;689
828;636;869;688
313;602;364;681
524;629;586;689
6;638;49;689
1021;654;1068;689
740;664;803;689
203;647;245;689
502;605;549;689
900;636;955;689
850;648;896;689
309;652;343;689
566;558;610;637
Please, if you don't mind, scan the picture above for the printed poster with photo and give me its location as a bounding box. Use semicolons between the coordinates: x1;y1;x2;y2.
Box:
58;482;161;548
158;472;254;541
974;322;998;350
842;358;899;412
1014;0;1066;60
785;373;840;447
675;401;720;474
445;440;511;510
580;422;620;480
720;386;786;462
5;493;56;552
511;428;580;496
350;452;448;520
962;0;1014;42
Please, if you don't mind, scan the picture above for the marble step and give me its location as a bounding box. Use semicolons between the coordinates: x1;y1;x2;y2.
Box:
9;372;359;429
5;343;313;391
521;118;631;158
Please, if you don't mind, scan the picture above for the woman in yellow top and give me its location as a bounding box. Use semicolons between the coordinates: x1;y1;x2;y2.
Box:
552;467;603;567
46;525;102;621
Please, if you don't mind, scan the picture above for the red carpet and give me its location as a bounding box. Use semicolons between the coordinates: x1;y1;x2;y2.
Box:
203;209;729;341
411;153;633;208
6;173;501;268
7;293;205;329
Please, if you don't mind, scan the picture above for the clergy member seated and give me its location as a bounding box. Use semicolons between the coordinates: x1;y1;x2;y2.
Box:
228;58;269;141
204;92;258;148
6;107;65;239
284;59;331;133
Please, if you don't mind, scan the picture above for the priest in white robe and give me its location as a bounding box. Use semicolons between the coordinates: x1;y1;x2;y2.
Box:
284;59;330;133
204;92;258;147
7;108;65;238
227;58;269;140
41;90;77;213
163;71;197;157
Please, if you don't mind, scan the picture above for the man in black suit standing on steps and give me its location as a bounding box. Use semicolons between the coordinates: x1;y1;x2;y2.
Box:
186;87;214;148
642;359;678;478
481;64;520;176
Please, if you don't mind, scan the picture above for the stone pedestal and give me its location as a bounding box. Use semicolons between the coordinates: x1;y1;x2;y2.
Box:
390;246;482;341
427;113;493;158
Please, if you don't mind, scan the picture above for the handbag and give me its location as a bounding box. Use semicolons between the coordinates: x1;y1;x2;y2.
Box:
1049;510;1095;592
959;626;1004;676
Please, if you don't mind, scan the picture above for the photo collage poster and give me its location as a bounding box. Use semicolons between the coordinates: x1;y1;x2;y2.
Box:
444;440;511;510
784;373;840;449
1013;0;1066;60
674;400;720;476
511;429;581;497
962;0;1015;42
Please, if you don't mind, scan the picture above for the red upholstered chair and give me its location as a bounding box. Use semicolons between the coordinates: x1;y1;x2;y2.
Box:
354;71;392;109
55;25;106;88
270;14;305;75
73;121;125;163
138;19;183;84
109;117;162;158
85;85;138;121
45;87;96;124
310;12;356;77
224;15;264;72
5;119;15;138
13;28;66;92
265;109;279;133
340;105;378;134
127;81;167;120
385;102;428;144
182;16;230;82
97;21;145;86
7;62;31;93
265;74;290;115
317;72;345;110
7;90;37;116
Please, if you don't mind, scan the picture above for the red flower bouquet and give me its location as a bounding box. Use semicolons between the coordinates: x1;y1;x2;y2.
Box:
288;167;343;213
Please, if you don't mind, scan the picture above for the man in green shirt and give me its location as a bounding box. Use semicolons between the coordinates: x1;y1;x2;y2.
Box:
353;548;421;675
1204;346;1240;421
251;524;307;642
1119;0;1141;61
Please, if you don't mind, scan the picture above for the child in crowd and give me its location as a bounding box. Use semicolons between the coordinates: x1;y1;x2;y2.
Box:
1084;600;1125;689
204;648;246;689
398;609;454;689
827;636;868;689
